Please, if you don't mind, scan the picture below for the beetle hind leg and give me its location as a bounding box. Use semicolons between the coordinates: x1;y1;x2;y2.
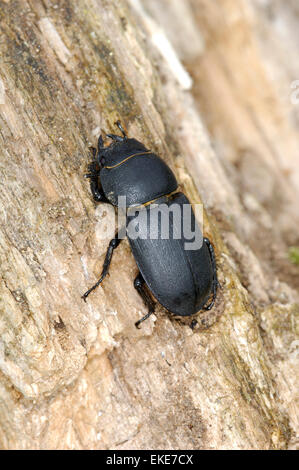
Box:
134;273;155;328
203;237;219;311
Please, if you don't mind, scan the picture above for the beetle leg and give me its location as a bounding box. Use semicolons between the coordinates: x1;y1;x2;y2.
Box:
134;273;156;328
203;237;219;311
89;180;110;202
85;170;110;202
84;160;110;203
81;233;122;301
89;146;97;158
84;150;98;176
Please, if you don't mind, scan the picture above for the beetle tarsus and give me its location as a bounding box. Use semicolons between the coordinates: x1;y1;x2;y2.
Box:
134;273;155;328
82;233;122;301
135;311;154;329
204;295;216;311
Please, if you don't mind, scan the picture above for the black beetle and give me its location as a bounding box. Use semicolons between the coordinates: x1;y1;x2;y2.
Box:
82;121;218;328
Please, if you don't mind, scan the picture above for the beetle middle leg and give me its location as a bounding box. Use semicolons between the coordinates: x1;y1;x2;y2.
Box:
82;232;122;301
134;272;156;328
84;149;110;203
203;237;219;311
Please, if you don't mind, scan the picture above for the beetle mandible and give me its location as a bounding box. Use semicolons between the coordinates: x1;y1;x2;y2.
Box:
82;121;218;328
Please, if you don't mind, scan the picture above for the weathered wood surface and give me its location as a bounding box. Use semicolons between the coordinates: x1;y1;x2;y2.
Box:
0;0;298;449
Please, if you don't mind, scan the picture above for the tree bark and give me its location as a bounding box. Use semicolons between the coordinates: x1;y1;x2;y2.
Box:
0;0;298;449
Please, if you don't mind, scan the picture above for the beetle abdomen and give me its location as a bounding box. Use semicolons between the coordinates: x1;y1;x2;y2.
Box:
101;152;177;207
127;193;213;316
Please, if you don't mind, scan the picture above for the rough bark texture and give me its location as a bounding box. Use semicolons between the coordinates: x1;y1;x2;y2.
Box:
0;0;298;450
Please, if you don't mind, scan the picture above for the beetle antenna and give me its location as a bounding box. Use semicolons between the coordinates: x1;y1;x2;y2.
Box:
115;120;127;139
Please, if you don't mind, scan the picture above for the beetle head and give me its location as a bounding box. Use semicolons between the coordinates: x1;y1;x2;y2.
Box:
97;136;149;170
96;122;149;170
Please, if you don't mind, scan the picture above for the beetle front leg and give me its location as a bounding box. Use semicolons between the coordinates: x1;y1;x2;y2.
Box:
134;273;156;328
82;232;122;301
203;237;219;311
85;162;110;204
84;145;110;203
89;178;110;203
